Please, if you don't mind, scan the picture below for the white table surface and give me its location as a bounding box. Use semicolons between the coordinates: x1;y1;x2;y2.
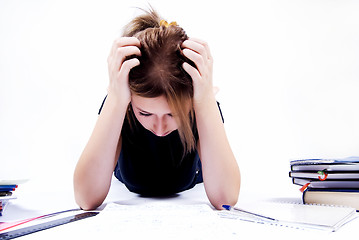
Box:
1;175;359;240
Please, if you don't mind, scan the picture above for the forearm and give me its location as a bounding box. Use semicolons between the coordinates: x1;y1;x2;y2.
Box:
74;95;128;210
195;97;241;210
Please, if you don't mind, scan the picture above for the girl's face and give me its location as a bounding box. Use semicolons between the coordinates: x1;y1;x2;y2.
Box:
131;94;179;137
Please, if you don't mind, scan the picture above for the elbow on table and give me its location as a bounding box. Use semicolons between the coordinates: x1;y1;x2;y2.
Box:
209;179;241;210
73;171;108;210
211;193;239;210
208;184;240;210
74;187;104;210
75;195;103;211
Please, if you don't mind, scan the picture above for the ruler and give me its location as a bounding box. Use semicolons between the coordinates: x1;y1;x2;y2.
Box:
0;211;98;240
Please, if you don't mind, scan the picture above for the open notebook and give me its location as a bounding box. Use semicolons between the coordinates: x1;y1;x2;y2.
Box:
219;201;356;232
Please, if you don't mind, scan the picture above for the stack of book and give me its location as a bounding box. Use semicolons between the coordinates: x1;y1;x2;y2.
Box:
0;181;20;216
289;156;359;210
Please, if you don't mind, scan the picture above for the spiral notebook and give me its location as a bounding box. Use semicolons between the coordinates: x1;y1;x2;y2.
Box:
219;201;356;232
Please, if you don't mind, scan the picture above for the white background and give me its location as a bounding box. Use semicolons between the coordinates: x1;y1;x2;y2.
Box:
1;0;359;199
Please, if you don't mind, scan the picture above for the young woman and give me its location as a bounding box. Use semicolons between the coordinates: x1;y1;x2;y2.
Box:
74;9;240;210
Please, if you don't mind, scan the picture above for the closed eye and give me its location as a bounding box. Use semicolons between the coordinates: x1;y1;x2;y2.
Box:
139;112;152;117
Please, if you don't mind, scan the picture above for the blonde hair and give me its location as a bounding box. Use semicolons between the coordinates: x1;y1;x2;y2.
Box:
123;8;196;154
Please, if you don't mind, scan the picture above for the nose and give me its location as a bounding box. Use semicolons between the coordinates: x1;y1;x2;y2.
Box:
153;118;168;137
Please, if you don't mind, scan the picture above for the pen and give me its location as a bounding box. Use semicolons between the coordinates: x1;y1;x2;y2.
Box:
222;205;277;222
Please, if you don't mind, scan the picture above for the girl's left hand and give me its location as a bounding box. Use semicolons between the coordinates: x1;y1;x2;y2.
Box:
182;38;215;106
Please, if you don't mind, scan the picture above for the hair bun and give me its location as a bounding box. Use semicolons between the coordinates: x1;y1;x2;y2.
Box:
122;8;162;37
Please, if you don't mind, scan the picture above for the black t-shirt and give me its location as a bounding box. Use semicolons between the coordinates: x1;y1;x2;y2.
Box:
98;97;223;196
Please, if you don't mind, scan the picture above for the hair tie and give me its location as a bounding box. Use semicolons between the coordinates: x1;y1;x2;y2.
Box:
160;20;178;27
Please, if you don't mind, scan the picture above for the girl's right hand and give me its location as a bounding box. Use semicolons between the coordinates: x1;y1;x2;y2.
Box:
107;37;141;104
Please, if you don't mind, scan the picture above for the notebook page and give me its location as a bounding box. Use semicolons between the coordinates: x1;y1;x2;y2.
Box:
80;203;232;239
224;202;356;231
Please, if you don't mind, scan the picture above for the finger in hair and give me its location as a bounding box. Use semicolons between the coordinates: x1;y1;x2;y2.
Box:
183;62;201;82
182;48;205;76
114;37;141;48
184;38;212;60
114;46;141;69
110;37;141;59
118;58;140;79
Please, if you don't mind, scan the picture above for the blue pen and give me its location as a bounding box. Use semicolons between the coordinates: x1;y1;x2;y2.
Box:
222;205;277;222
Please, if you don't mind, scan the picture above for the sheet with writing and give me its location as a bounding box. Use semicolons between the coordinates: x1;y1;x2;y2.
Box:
26;203;234;240
91;203;230;239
